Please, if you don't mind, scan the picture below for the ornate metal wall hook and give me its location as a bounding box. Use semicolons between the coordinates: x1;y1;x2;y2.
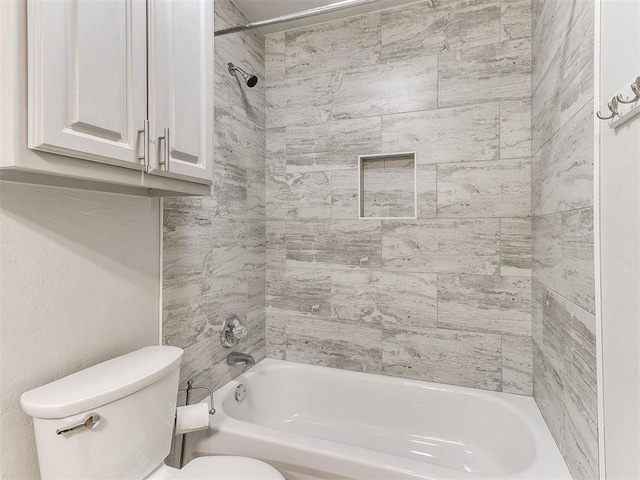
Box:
616;77;640;104
631;76;640;97
597;96;619;120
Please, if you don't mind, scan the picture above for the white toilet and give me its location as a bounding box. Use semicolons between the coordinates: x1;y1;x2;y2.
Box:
20;346;284;480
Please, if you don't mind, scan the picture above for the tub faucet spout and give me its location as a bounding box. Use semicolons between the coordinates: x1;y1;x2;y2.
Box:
226;351;255;371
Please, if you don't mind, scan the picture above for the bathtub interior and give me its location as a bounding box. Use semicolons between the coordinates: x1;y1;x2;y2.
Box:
219;362;537;476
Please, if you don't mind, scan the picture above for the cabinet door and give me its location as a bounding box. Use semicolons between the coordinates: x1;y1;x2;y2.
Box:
28;0;147;170
149;0;214;185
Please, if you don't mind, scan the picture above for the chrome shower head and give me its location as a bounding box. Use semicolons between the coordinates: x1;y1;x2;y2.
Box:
228;62;258;88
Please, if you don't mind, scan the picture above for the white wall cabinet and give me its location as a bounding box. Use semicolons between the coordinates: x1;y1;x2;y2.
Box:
28;0;148;172
0;0;212;196
149;0;214;184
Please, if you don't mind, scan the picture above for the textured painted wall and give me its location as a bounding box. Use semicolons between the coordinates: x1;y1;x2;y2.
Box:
531;0;598;478
264;0;534;395
0;182;160;479
162;0;266;400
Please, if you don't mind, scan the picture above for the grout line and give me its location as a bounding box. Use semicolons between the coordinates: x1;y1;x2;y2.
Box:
499;217;503;270
500;334;504;392
436;273;439;328
435;164;439;218
531;96;595;157
436;53;440;108
531;277;595;318
533;205;594;219
498;99;502;159
278;214;531;221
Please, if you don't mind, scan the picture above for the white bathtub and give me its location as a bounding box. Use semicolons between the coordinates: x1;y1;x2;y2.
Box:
191;359;571;480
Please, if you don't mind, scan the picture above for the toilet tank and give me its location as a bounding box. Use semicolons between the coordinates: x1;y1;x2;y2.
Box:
20;346;184;480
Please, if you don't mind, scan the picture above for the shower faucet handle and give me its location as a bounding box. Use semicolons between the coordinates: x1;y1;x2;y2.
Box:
220;314;248;348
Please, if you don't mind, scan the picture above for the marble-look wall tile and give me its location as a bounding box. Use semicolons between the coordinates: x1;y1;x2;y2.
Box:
501;0;532;41
437;159;531;218
381;0;501;61
382;103;500;163
242;271;267;359
266;268;332;318
247;168;266;218
532;213;563;293
164;198;214;281
331;56;438;119
532;1;594;153
438;275;532;336
558;0;594;128
262;0;536;398
287;220;382;269
531;0;573;91
531;49;561;153
285;13;381;76
266;170;332;220
383;326;502;391
541;285;573;377
265;33;285;82
531;0;541;32
533;343;566;450
266;221;286;269
331;270;437;329
178;339;213;401
561;208;595;314
532;102;594;216
532;0;591;92
287;117;381;172
382;219;500;274
564;306;598;479
417;165;437;219
439;38;532;107
532;282;598;479
331;168;359;219
266;312;287;360
501;99;532;159
266;73;333;128
213;162;265;220
209;219;265;276
532;278;545;347
286;317;382;373
362;159;416;218
214;106;266;172
502;335;533;395
500;218;532;276
163;272;246;349
214;29;265;128
266;128;286;175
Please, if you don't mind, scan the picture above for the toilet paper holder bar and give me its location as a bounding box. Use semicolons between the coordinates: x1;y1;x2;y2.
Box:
178;379;215;415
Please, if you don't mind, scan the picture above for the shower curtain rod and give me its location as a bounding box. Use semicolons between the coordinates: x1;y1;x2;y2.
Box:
214;0;384;36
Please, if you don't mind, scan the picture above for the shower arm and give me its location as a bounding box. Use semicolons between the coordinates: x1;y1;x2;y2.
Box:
214;0;434;37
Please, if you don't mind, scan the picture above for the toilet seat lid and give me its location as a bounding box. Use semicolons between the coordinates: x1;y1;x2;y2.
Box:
174;456;285;480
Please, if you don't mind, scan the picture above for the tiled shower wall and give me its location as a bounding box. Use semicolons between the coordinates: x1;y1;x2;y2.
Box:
162;0;266;401
264;0;535;394
531;0;598;477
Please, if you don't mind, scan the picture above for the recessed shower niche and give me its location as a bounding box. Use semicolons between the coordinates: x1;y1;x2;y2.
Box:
358;152;417;219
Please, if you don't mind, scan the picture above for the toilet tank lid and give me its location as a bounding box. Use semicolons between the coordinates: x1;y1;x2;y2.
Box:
20;346;183;419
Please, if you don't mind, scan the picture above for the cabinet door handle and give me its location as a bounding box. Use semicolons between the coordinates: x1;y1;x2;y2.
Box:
137;120;149;171
158;127;170;172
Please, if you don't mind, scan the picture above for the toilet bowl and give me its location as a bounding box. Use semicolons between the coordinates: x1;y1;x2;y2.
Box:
149;457;284;480
20;346;284;480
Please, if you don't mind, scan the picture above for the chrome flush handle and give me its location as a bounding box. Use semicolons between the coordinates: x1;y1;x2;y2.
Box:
56;413;102;436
